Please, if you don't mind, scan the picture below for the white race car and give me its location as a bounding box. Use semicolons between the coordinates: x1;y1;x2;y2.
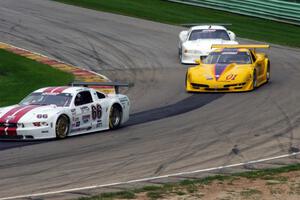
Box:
0;82;130;140
178;24;238;64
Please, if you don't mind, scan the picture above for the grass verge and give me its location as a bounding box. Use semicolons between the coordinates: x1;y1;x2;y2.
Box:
78;163;300;200
55;0;300;47
0;49;73;106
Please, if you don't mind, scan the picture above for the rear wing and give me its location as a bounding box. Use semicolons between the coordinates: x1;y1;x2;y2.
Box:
70;82;129;94
211;44;270;49
181;23;232;28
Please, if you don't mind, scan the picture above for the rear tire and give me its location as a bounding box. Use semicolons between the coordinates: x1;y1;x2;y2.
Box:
266;62;270;83
252;70;257;90
55;115;69;139
109;104;122;129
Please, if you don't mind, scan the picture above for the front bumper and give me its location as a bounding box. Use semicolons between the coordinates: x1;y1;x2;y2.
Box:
186;80;253;92
0;126;55;140
181;52;208;64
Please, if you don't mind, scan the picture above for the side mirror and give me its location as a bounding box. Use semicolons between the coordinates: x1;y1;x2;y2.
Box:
195;59;202;65
179;30;188;42
227;30;236;41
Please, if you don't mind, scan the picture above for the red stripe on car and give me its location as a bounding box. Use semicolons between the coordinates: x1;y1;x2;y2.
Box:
0;106;27;122
51;87;68;94
0;105;39;136
8;105;40;124
6;127;17;136
43;87;68;94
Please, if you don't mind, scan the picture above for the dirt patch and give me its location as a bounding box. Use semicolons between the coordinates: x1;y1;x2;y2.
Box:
115;171;300;200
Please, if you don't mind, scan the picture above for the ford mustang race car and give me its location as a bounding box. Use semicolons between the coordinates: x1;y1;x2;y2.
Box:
185;44;270;92
179;24;238;64
0;82;130;140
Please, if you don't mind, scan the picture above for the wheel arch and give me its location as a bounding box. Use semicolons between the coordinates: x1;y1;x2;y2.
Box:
108;103;123;129
54;113;71;139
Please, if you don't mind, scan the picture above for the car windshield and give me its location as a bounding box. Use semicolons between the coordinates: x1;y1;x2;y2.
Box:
20;92;73;107
189;29;230;41
203;51;252;64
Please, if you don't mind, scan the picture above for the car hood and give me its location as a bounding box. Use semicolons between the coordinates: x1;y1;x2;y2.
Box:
183;39;238;50
188;63;253;83
0;104;64;123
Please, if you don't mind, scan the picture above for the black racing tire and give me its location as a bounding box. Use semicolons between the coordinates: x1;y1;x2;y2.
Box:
185;72;188;88
109;104;122;130
266;62;270;83
179;48;183;63
252;70;257;90
55;115;70;139
185;72;192;93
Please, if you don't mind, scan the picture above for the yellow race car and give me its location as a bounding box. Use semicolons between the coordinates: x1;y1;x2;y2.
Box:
185;44;270;92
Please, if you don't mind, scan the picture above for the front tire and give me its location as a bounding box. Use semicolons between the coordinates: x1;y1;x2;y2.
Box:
55;115;69;139
109;104;122;129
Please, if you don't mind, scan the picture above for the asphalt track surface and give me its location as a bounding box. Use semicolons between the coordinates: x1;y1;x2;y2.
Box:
0;0;300;199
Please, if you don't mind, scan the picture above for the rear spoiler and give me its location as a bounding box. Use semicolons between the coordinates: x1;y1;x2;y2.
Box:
70;82;129;94
211;44;270;49
181;23;232;28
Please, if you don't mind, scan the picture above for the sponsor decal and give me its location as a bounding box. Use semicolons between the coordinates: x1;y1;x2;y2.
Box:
82;115;90;123
202;29;216;32
41;130;49;133
71;109;76;115
72;121;81;128
204;74;213;80
80;106;90;113
6;115;16;121
72;117;79;122
96;119;103;128
226;74;238;80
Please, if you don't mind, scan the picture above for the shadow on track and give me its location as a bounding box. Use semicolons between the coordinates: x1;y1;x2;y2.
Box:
126;93;224;126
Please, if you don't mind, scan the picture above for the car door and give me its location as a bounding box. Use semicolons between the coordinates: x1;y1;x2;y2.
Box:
72;90;94;133
90;91;110;130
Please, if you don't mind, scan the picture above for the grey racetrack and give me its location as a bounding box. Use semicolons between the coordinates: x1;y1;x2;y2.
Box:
0;0;300;199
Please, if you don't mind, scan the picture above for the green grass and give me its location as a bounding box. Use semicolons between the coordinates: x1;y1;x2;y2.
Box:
0;49;73;106
77;163;300;200
78;191;136;200
55;0;300;47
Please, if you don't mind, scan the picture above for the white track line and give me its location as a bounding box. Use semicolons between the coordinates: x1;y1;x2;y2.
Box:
1;152;299;200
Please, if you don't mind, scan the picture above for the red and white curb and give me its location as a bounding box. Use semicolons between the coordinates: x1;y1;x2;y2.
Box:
0;42;115;94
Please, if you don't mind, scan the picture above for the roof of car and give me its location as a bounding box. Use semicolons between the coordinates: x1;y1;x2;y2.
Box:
190;25;227;31
33;86;91;94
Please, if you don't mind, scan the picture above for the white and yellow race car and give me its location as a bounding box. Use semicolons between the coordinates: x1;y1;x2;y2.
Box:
186;44;270;92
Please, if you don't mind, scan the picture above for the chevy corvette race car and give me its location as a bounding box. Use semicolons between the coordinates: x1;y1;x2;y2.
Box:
179;24;238;64
185;44;270;92
0;82;130;140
